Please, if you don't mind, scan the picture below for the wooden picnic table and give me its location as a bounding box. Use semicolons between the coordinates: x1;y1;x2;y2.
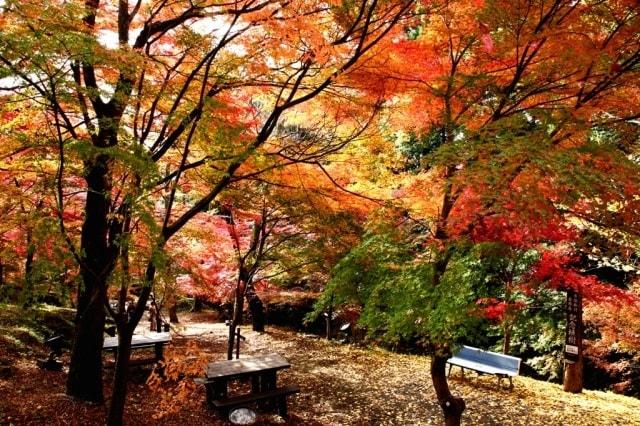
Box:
103;332;171;366
199;353;299;418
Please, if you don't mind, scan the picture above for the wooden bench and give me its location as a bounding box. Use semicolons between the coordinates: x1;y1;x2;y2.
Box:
103;332;170;367
210;384;300;418
195;354;299;418
447;345;521;388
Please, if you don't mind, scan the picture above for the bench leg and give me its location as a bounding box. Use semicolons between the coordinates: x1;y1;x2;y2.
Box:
261;371;277;392
447;363;452;378
213;380;228;400
277;396;288;418
154;343;164;361
496;375;513;390
204;384;215;410
251;375;261;393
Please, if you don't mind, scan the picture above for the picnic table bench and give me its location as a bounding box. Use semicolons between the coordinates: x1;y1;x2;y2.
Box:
195;353;300;418
102;332;171;367
447;345;521;388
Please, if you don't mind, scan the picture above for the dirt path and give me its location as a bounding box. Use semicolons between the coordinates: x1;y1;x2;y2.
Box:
1;311;640;425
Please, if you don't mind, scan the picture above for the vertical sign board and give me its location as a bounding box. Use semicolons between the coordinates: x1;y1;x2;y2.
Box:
564;290;582;363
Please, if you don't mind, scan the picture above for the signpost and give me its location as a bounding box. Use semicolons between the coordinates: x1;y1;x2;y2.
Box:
564;290;582;362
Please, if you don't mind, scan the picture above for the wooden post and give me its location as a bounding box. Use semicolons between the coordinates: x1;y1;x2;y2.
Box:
563;290;583;393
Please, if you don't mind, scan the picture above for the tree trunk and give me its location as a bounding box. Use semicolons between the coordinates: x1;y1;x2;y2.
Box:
66;272;107;402
227;285;245;360
106;327;132;426
325;304;333;340
503;322;512;354
325;293;334;340
169;303;179;323
245;283;265;332
106;266;156;426
192;297;204;312
22;229;35;306
66;154;114;403
431;354;465;426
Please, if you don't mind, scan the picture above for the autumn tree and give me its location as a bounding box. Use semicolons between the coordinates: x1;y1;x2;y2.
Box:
0;0;415;423
312;0;640;424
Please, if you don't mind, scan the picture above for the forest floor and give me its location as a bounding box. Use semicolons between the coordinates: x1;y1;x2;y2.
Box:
1;309;640;425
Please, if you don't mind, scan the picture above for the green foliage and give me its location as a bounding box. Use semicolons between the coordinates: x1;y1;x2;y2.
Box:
311;229;493;351
493;290;566;381
393;127;446;173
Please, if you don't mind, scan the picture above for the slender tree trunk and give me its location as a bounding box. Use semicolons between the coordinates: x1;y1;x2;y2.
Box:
245;283;265;332
431;354;466;426
192;297;204;312
429;246;464;425
22;229;35;305
25;230;34;277
325;293;334;340
227;283;245;360
66;154;114;403
106;264;156;425
169;303;179;323
325;304;333;340
106;327;132;426
503;322;512;354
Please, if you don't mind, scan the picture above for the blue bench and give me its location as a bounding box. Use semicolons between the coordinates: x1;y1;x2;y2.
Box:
447;345;521;389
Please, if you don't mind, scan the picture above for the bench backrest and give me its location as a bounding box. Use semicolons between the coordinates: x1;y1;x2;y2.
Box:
456;345;521;373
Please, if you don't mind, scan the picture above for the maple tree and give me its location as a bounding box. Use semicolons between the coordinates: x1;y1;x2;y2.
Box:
311;0;640;424
0;0;415;423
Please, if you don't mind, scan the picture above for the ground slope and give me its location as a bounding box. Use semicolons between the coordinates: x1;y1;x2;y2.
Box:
1;310;639;425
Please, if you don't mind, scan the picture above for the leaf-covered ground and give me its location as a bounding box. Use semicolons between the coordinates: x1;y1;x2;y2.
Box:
1;311;639;425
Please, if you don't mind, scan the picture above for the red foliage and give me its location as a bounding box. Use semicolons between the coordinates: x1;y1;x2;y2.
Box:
471;214;575;248
476;298;526;322
528;250;637;305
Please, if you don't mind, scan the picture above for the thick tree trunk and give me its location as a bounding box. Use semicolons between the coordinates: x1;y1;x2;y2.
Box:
66;154;114;403
431;354;465;426
66;272;107;402
107;328;133;426
245;283;265;332
563;356;583;393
